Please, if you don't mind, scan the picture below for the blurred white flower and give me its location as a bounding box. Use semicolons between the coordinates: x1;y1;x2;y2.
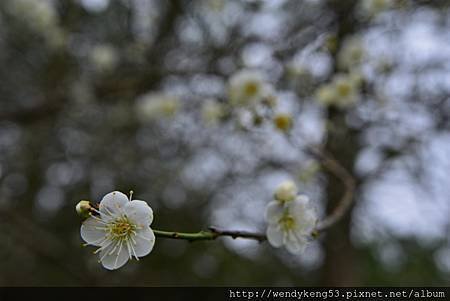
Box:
135;92;180;121
46;29;67;49
299;161;320;183
274;180;298;202
360;0;394;17
337;36;365;71
315;73;362;108
265;195;317;254
315;85;336;106
9;0;57;30
7;0;66;48
80;191;155;270
80;0;110;13
201;99;226;125
333;74;360;106
90;44;119;72
205;0;225;12
228;69;270;106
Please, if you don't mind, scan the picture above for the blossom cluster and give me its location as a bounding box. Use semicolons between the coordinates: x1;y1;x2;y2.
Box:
133;68;292;131
205;68;291;132
78;184;317;270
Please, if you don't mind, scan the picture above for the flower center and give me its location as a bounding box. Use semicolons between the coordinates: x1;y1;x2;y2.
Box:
244;81;259;96
280;214;296;231
108;216;136;239
336;82;351;97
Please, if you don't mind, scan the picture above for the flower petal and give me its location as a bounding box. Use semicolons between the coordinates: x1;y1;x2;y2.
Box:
80;217;106;246
124;200;153;227
285;232;308;255
266;224;284;248
100;240;130;270
265;201;284;224
288;195;308;211
289;197;317;233
133;227;155;257
99;191;129;217
296;211;316;233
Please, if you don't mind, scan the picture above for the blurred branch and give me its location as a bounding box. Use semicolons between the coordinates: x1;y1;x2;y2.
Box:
0;101;63;124
283;127;356;234
307;146;356;232
0;210;91;284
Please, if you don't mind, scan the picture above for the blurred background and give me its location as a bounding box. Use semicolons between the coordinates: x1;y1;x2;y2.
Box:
0;0;449;286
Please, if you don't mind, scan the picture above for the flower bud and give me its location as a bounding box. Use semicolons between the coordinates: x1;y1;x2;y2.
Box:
76;200;92;219
274;181;298;202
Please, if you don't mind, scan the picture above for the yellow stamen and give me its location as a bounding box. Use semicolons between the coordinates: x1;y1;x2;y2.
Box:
244;81;259;96
279;214;296;231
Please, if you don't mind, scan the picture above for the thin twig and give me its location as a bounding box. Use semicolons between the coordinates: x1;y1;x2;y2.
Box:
1;210;91;284
284;131;356;233
153;227;266;242
305;146;356;232
209;227;266;242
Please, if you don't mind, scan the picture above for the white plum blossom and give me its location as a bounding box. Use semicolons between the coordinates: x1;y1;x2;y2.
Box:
7;0;66;48
80;191;155;270
315;73;362;108
265;195;317;254
337;36;365;71
228;69;270;106
359;0;395;17
315;84;336;106
201;99;226;125
135;92;180;121
90;44;119;72
8;0;58;32
332;74;360;106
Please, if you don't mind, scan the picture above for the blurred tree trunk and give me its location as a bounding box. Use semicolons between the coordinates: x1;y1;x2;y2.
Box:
319;0;361;286
320;108;361;286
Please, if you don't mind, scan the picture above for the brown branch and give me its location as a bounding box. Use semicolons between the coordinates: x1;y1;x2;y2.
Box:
306;146;356;232
208;227;267;242
153;227;266;242
0;210;91;284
